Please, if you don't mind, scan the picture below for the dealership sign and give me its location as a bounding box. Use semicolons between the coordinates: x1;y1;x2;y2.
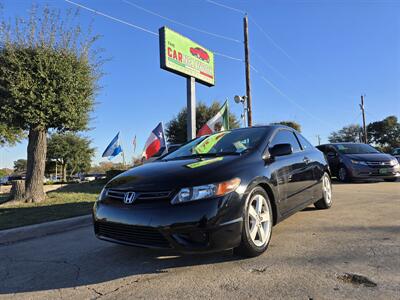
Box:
159;27;215;86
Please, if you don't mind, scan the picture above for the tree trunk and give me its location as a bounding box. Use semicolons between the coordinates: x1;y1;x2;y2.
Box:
62;164;67;182
10;180;25;202
25;127;47;202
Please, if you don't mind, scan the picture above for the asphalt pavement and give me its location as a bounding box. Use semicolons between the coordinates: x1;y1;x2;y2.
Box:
0;181;399;299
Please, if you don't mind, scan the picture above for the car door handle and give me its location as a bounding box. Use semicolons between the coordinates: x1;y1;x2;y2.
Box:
303;157;311;164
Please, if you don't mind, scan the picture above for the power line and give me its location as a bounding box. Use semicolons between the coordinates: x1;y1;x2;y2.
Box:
64;0;243;63
248;17;296;63
214;52;243;62
255;71;331;127
205;0;246;14
204;0;303;68
251;48;289;81
122;0;241;44
64;0;158;36
65;0;326;127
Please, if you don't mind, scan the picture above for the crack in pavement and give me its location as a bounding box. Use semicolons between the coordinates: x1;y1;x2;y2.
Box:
86;278;141;299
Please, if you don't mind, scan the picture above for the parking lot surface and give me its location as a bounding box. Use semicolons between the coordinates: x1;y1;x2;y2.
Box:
0;181;399;299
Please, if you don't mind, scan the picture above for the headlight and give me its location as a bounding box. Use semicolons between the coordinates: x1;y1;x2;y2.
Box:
390;159;399;166
171;178;241;205
98;187;107;201
350;160;368;166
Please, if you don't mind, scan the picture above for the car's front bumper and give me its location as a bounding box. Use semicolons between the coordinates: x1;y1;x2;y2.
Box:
93;193;244;253
348;164;400;180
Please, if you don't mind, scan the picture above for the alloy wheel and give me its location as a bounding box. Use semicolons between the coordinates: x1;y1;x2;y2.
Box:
322;174;332;204
247;194;271;247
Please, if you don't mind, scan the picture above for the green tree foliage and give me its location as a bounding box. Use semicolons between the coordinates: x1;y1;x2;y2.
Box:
0;168;12;178
272;121;301;132
328;124;362;143
0;124;24;146
0;6;102;201
47;132;95;181
166;101;240;144
13;159;27;174
367;116;400;152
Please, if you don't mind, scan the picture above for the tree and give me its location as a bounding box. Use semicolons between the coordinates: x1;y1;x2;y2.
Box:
166;101;240;144
13;159;27;174
0;168;12;178
47;132;95;181
0;124;24;147
367;116;400;152
328;124;362;143
272;121;301;132
0;6;102;202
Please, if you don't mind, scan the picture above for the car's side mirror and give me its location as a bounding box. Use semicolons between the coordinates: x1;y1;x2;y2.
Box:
269;143;293;158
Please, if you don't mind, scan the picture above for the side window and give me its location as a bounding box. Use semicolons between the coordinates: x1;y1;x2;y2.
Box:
296;133;314;151
269;130;301;153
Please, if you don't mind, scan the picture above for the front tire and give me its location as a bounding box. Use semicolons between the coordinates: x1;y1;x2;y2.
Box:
314;173;333;209
338;166;351;182
234;187;273;257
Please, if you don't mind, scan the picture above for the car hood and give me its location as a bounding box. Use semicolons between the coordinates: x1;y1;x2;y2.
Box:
344;153;394;162
106;155;245;191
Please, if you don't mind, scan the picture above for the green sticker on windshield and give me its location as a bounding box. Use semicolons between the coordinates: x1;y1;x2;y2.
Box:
186;157;223;169
194;132;229;154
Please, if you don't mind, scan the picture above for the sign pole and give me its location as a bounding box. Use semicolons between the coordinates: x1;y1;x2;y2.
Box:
187;76;196;140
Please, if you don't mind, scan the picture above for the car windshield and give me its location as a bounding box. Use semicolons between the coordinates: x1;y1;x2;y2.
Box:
334;144;380;154
162;128;267;160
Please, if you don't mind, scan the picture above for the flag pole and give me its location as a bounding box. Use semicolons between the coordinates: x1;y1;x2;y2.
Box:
225;98;230;130
120;132;126;168
132;135;136;166
162;122;168;153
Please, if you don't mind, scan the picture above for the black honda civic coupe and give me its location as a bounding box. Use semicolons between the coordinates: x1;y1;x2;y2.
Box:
93;125;332;257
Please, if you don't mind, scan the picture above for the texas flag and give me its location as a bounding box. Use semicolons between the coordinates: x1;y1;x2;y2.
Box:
142;122;167;160
197;100;229;137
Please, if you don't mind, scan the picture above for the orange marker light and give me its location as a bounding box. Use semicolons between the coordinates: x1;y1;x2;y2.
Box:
215;178;241;196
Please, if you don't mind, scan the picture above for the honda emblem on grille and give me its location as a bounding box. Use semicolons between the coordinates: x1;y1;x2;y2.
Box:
123;192;136;204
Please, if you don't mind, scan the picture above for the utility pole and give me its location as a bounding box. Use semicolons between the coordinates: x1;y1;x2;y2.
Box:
316;135;321;145
243;15;252;127
360;95;367;143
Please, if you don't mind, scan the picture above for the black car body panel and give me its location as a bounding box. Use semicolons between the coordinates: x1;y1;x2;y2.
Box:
93;126;330;253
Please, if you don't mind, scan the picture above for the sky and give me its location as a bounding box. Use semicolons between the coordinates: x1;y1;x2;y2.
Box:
1;0;399;168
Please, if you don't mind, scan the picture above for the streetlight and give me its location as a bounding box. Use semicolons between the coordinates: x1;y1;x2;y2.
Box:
234;95;248;127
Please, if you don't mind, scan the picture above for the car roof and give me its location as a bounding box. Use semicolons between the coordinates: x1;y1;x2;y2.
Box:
319;142;365;146
234;124;297;131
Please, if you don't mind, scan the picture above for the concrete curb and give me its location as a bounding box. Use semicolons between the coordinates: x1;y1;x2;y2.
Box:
0;214;92;245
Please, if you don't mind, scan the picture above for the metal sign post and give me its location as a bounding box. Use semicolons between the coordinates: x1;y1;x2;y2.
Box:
187;77;196;140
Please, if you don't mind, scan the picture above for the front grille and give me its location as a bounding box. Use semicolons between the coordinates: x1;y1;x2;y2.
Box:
366;161;392;167
95;222;170;248
106;189;172;204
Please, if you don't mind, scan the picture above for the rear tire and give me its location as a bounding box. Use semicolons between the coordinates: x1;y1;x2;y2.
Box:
234;187;273;257
314;173;333;209
338;166;351;182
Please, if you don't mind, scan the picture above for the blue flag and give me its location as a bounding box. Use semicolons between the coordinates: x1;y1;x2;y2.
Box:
102;133;123;158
